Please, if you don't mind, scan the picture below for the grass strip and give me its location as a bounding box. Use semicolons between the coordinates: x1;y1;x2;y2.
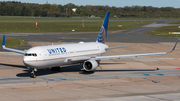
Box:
146;26;180;37
0;37;26;48
169;21;180;24
0;21;153;33
0;16;180;21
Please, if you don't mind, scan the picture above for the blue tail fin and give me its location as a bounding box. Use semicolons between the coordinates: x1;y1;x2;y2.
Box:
96;12;110;44
2;35;5;47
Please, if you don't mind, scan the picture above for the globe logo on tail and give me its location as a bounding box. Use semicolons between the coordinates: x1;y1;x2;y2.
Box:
96;26;106;44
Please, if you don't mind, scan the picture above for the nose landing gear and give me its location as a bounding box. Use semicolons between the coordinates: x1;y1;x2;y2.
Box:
28;66;60;78
30;68;37;78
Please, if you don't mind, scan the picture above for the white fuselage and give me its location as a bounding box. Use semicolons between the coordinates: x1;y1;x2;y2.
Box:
23;42;108;69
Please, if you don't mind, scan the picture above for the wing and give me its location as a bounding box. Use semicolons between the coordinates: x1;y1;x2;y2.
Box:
95;52;167;60
96;39;179;60
2;35;26;55
65;39;179;62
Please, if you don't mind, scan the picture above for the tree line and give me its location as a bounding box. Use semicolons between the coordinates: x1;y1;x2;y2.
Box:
0;1;180;18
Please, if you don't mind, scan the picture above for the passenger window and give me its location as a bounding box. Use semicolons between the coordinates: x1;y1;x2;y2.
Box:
25;53;37;57
33;54;37;57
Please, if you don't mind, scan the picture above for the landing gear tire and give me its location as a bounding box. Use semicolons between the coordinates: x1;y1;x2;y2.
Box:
51;66;61;71
30;73;36;78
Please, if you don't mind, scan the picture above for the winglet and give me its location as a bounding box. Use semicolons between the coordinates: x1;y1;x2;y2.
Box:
167;38;179;53
2;35;5;48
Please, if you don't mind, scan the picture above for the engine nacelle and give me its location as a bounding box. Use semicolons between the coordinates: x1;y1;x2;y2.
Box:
83;60;99;71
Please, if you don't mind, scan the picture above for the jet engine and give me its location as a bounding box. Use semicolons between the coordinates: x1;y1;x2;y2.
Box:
83;60;99;71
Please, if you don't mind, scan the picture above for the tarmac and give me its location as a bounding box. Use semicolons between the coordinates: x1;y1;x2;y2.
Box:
0;42;180;101
0;20;180;101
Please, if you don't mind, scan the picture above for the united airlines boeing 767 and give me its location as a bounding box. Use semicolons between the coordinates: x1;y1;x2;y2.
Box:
2;12;179;78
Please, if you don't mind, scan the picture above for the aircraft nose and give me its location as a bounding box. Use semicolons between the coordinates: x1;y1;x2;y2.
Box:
23;56;36;67
23;56;30;66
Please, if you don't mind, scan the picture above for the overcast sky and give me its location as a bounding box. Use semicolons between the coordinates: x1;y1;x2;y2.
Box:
1;0;180;8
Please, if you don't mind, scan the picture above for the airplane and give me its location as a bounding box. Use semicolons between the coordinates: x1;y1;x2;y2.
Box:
1;12;179;78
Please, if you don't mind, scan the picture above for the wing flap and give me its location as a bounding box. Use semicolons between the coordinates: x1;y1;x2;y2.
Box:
95;52;167;60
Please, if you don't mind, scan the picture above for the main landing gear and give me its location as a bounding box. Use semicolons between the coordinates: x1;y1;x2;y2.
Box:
30;68;37;78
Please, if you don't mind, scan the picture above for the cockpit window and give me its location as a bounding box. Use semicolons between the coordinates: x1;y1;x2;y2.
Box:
25;53;37;57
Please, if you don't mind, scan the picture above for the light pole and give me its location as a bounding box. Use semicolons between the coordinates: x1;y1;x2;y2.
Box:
66;8;68;15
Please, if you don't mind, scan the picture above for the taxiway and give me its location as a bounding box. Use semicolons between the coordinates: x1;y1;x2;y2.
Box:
0;20;180;101
0;42;180;101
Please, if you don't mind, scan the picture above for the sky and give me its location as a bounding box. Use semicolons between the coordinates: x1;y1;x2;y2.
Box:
1;0;180;8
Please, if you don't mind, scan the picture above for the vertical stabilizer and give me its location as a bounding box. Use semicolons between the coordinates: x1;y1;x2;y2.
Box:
96;12;110;44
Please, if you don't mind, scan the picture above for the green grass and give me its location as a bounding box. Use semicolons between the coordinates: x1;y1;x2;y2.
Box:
0;21;153;33
169;21;180;24
0;16;180;21
0;16;82;21
0;37;27;48
73;33;98;35
146;26;180;37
